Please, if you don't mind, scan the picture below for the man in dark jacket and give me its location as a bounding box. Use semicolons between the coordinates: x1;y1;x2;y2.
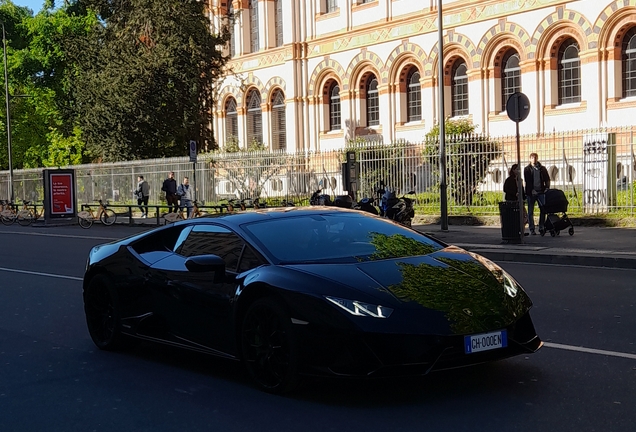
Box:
523;152;550;235
161;171;178;213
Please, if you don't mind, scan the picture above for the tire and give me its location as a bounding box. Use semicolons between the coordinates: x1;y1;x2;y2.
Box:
100;209;117;226
17;211;34;226
1;214;16;225
568;227;574;236
78;216;93;229
550;230;556;237
241;298;299;394
83;274;129;351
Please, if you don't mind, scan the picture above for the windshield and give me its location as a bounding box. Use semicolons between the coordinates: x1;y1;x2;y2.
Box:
242;212;444;264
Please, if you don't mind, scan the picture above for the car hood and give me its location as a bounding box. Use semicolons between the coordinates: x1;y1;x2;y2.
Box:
288;246;532;335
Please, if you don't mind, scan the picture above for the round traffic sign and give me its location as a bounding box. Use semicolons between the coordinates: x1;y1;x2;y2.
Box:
506;92;531;123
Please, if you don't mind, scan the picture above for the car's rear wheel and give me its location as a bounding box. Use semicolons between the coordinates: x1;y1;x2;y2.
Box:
84;274;129;351
241;298;299;394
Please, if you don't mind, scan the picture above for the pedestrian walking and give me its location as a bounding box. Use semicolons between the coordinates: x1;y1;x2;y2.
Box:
523;153;550;235
177;176;193;218
161;171;179;213
136;175;150;218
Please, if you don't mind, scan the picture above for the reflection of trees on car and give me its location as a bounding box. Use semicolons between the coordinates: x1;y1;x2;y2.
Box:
368;232;438;260
385;255;532;334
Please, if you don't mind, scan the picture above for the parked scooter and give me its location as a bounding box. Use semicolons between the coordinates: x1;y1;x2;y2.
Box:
381;188;416;227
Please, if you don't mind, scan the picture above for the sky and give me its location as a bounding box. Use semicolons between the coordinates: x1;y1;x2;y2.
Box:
12;0;45;14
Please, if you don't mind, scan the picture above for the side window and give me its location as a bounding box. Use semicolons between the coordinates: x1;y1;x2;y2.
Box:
176;224;245;272
131;225;190;255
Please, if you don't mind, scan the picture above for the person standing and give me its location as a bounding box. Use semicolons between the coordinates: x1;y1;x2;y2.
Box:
161;171;178;213
503;164;528;233
136;175;150;218
177;176;193;218
523;153;550;235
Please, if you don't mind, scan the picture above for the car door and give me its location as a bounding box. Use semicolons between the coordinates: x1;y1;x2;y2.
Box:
149;224;263;355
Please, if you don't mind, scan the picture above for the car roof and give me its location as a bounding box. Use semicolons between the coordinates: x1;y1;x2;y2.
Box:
193;206;366;229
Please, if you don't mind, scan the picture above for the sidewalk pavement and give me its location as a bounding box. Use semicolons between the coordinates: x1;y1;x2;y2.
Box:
413;224;636;270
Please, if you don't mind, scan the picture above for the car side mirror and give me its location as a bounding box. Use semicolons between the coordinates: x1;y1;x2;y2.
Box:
185;254;226;282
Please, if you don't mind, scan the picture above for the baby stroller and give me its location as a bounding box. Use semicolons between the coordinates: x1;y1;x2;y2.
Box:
538;189;574;237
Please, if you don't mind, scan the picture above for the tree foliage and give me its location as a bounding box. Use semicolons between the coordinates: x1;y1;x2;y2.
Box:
71;0;232;162
424;119;501;207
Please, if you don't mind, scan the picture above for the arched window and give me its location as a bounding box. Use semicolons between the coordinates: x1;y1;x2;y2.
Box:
407;69;422;122
271;90;286;150
225;97;238;145
366;75;379;126
501;50;521;110
622;27;636;98
246;90;263;147
558;38;581;105
249;0;259;53
329;81;341;131
452;60;469;117
326;0;338;13
274;0;283;47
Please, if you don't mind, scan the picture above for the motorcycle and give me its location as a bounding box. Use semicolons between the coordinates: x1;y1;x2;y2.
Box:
381;188;416;227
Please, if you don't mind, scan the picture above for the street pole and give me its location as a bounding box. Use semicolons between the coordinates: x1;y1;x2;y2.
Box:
437;1;448;231
2;23;13;203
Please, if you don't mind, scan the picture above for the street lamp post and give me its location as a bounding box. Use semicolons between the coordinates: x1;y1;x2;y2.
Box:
1;22;13;203
437;1;448;231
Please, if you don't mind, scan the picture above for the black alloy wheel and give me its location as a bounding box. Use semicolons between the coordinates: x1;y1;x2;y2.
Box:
84;274;128;351
241;299;299;394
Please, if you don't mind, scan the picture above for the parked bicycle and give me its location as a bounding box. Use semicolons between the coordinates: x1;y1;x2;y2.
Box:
15;200;45;226
77;200;117;229
163;200;207;223
1;200;38;226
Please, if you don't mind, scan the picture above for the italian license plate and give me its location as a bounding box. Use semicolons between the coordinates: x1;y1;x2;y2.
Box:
464;330;507;354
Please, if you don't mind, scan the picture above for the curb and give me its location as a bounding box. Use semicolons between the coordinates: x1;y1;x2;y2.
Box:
453;244;636;270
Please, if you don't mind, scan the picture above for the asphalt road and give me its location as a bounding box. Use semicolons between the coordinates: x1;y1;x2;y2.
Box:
0;224;634;432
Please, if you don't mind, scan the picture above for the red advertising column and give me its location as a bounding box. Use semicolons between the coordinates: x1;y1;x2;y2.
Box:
43;169;77;225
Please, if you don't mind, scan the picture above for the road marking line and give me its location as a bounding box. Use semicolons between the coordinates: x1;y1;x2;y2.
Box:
0;267;82;281
544;342;636;360
0;230;118;241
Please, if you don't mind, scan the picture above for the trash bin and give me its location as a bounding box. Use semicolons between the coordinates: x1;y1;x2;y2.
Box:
499;201;522;243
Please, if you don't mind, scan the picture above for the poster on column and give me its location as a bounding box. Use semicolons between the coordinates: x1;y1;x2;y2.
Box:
582;133;616;214
43;169;77;223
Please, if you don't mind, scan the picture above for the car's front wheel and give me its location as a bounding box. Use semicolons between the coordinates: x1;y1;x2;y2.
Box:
241;298;299;393
84;274;129;351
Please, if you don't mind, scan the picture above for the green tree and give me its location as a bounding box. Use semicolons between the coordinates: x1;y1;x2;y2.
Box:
424;118;501;208
72;0;232;162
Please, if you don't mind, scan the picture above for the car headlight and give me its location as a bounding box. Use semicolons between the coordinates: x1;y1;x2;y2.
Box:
325;296;393;318
468;252;519;298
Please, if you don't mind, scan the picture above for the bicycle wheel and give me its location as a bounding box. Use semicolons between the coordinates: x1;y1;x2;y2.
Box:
17;210;35;226
1;213;16;225
100;209;117;226
78;216;93;229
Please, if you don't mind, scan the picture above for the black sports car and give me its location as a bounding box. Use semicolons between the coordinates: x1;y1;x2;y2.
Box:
83;207;542;393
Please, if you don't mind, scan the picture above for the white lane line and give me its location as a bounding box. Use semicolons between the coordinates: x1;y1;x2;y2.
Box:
0;230;118;241
0;267;83;281
544;342;636;360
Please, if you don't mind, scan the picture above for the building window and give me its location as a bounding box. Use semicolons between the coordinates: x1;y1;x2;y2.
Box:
452;60;469;117
622;27;636;98
329;81;341;131
501;51;521;110
271;90;286;150
407;69;422;122
225;97;238;145
558;38;581;105
274;0;283;47
228;2;235;56
246;89;263;146
249;0;259;53
326;0;338;13
366;75;379;126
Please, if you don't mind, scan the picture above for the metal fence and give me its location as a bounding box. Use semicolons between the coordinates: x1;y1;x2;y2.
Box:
1;126;634;216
